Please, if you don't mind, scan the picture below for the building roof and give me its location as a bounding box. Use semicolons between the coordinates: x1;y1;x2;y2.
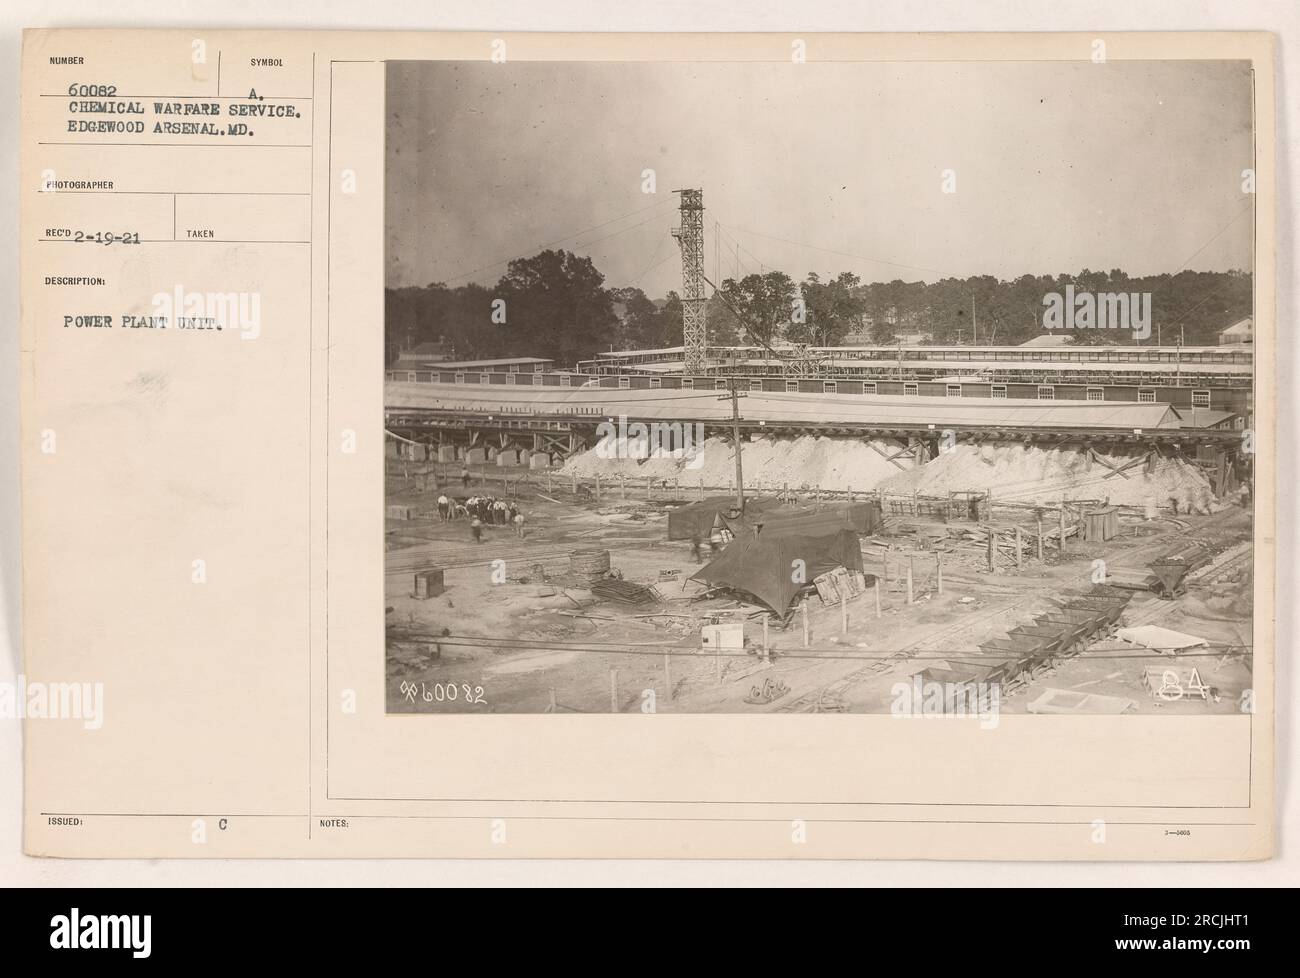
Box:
710;357;1249;376
386;382;1184;430
430;357;553;369
596;343;1248;359
1173;408;1237;429
1219;317;1253;338
596;345;685;358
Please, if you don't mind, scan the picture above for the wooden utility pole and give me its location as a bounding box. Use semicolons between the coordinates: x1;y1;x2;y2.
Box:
719;382;748;512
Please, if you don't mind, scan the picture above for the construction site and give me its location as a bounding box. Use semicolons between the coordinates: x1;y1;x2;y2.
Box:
384;189;1255;717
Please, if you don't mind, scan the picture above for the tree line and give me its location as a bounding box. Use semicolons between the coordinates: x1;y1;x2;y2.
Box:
386;248;1252;365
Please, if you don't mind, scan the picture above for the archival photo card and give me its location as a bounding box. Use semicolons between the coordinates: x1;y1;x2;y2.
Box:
19;29;1274;860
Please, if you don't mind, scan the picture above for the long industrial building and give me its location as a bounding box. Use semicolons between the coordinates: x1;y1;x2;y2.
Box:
388;342;1254;420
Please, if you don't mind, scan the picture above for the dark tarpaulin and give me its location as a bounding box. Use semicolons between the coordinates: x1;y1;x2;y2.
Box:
839;499;883;535
723;499;883;538
666;495;779;540
751;511;858;538
689;529;864;615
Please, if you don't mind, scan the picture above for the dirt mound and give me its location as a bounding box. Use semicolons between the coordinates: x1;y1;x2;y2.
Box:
561;435;904;491
563;436;1220;510
878;443;1215;508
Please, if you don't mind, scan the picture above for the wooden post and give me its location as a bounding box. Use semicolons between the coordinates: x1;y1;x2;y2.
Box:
1037;515;1044;561
620;473;626;499
762;616;770;663
594;473;601;502
987;529;995;572
547;468;552;492
715;646;723;685
699;476;704;501
663;652;673;701
801;599;810;648
986;488;995;521
609;667;619;713
548;688;557;713
674;477;679;500
874;579;882;619
572;472;578;495
936;551;944;595
840;591;848;633
906;557;914;604
1059;499;1067;552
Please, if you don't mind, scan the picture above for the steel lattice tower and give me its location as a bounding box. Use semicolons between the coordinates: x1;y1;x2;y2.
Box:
671;189;707;374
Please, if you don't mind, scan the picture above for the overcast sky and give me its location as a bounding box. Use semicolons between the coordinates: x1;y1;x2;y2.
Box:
386;59;1254;297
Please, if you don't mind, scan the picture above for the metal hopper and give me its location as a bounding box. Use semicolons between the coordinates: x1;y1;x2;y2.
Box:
1064;597;1127;627
978;636;1053;674
1033;615;1091;649
1149;558;1192;600
1037;609;1107;644
1008;624;1073;654
948;656;1019;687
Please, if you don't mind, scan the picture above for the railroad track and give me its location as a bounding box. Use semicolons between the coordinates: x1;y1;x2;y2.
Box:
775;592;1044;713
775;535;1254;712
1119;542;1254;629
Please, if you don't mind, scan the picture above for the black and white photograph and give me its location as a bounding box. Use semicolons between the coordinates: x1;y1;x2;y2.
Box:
383;58;1257;717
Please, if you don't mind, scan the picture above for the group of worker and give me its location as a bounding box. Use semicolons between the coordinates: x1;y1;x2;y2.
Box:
437;492;526;543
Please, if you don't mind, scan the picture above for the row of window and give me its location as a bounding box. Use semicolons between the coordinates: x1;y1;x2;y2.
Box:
399;371;1212;407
